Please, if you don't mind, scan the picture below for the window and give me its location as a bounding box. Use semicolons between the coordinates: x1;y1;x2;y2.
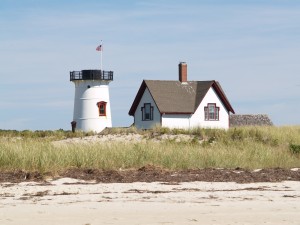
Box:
141;103;153;121
204;103;219;121
97;101;107;116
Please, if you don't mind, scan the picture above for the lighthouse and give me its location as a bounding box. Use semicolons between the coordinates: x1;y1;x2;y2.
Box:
70;69;113;133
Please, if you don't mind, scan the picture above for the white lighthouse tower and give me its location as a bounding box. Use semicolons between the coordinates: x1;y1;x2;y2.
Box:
70;69;113;133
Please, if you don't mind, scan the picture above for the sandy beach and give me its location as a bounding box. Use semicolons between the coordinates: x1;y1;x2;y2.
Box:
1;178;300;225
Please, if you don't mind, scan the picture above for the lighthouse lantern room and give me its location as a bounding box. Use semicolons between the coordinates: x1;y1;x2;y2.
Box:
70;69;113;133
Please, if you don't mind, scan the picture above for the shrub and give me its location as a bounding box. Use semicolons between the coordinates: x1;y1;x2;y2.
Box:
290;144;300;154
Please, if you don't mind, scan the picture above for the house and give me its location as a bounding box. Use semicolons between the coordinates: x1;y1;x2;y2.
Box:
128;62;235;129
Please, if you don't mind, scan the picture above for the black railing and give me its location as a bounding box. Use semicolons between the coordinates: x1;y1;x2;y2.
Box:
70;70;113;81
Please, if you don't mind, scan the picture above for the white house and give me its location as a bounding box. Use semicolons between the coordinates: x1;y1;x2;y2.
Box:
128;62;235;129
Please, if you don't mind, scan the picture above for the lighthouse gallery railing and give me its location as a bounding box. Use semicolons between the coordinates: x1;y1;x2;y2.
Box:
70;70;113;81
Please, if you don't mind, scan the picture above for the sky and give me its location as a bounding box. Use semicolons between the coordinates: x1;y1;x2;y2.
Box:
0;0;300;130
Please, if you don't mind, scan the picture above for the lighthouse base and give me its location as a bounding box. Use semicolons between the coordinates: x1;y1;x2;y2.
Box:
74;117;112;133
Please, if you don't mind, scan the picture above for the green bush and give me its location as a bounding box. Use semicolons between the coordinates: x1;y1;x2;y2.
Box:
290;144;300;154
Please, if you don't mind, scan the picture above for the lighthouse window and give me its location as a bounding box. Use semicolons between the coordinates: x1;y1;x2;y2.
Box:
100;105;105;115
141;103;153;121
97;101;107;116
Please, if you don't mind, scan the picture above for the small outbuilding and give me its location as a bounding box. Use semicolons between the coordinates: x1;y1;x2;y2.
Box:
128;62;235;129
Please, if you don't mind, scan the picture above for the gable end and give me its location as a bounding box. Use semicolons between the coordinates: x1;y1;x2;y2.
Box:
128;80;146;116
212;81;235;114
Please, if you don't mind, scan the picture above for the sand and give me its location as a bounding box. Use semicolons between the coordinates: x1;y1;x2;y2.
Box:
1;178;300;225
52;133;200;145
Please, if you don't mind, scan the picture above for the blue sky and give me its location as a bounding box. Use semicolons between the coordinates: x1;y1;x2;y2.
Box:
0;0;299;130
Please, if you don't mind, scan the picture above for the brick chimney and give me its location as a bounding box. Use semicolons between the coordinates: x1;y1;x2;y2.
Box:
179;62;187;83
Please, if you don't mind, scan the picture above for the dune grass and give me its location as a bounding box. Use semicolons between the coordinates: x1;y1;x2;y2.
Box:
0;126;300;173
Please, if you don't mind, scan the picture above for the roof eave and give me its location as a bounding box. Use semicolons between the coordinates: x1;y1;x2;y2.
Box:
128;80;146;116
212;81;235;114
161;112;194;114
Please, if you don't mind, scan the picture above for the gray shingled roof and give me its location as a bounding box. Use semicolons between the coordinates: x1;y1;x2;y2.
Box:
144;80;213;113
128;79;235;116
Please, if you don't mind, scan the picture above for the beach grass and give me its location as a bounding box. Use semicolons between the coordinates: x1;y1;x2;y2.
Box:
0;126;300;173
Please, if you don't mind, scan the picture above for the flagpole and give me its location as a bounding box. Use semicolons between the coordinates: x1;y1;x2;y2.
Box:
100;50;103;71
96;41;103;72
100;40;103;71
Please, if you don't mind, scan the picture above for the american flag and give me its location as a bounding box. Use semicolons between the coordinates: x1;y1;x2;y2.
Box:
96;45;102;51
